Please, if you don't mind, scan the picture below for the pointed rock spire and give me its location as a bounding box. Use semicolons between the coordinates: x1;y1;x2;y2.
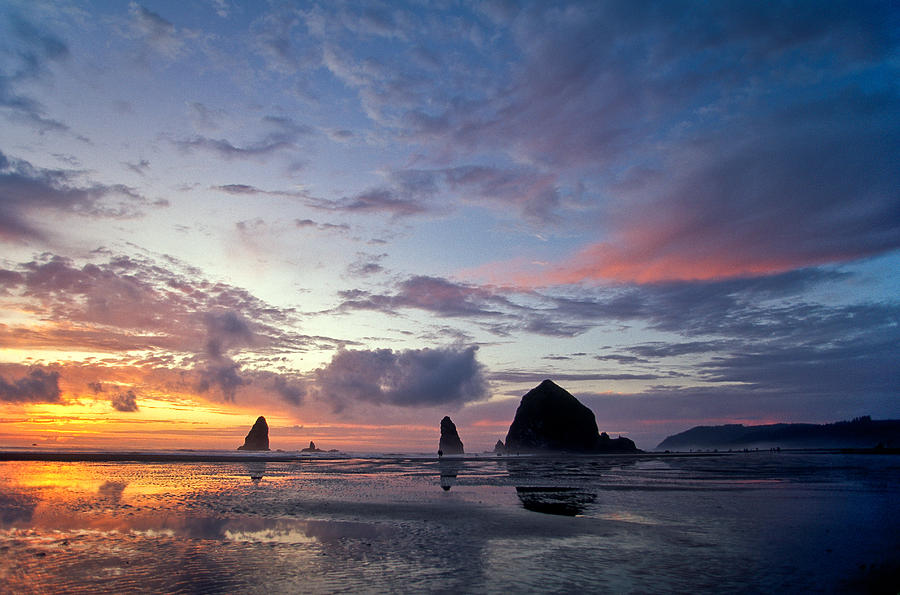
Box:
439;416;465;455
237;416;269;451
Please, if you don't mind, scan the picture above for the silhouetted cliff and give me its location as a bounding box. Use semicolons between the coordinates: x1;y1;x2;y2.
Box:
504;380;640;453
657;416;900;450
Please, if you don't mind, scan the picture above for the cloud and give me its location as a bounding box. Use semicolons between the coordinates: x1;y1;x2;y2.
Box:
111;390;139;412
0;253;324;358
294;218;350;232
0;12;70;132
123;159;150;176
0;150;147;241
250;4;319;74
0;367;61;403
402;1;898;282
269;374;305;406
346;252;386;277
310;187;429;218
126;3;185;60
313;346;488;410
175;115;313;160
211;183;309;202
336;275;512;320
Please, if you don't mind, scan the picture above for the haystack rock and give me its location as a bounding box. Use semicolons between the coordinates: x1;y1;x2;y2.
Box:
504;380;640;453
439;416;465;455
237;416;269;451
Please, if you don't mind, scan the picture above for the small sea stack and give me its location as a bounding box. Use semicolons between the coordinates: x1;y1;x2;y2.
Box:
301;441;323;453
237;416;270;451
439;416;465;455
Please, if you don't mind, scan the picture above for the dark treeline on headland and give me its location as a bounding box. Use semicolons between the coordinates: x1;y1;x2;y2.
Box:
657;416;900;451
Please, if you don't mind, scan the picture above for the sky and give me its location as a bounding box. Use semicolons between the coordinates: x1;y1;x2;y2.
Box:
0;0;897;452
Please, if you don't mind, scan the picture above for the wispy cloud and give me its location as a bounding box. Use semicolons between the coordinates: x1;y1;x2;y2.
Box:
0;12;70;131
0;150;147;241
175;115;314;160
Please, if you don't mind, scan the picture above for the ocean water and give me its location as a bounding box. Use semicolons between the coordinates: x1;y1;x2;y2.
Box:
0;451;897;594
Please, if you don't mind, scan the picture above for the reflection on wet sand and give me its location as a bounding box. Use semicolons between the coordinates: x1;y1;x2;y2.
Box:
244;461;266;483
98;480;127;503
502;456;637;516
515;487;596;516
438;458;460;491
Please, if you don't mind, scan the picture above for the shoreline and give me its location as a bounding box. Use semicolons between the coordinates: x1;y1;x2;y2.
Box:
0;447;894;463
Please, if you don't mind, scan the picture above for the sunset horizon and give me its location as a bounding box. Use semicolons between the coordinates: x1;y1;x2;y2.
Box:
1;1;897;455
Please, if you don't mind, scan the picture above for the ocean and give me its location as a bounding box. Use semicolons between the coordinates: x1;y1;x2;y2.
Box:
0;451;897;593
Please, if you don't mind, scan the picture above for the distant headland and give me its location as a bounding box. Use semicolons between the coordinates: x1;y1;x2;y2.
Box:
657;416;900;451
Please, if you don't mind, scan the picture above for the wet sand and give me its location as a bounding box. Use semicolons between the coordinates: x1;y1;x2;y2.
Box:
1;452;897;593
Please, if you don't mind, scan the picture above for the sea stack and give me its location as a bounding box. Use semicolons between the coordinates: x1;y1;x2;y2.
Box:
504;380;639;453
301;441;322;453
237;416;270;451
439;416;465;455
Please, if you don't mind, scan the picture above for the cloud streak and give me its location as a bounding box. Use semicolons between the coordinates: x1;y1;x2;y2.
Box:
0;151;146;241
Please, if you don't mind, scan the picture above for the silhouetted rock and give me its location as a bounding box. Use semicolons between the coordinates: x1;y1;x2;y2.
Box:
439;416;465;455
237;416;269;451
504;380;640;453
494;440;506;454
301;441;323;453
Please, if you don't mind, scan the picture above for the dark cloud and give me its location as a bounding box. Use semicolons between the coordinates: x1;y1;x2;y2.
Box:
197;358;244;402
111;390;139;412
313;346;488;410
0;368;60;403
0;150;146;241
269;374;305;406
195;311;255;401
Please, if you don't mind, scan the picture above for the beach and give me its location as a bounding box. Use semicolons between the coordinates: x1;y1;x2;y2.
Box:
0;452;897;593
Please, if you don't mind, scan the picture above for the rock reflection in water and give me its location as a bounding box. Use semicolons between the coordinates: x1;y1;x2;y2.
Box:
501;456;637;516
438;458;460;491
244;462;267;483
515;487;596;516
98;480;127;503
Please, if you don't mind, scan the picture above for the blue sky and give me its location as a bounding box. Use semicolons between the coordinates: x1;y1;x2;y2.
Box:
0;0;897;451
